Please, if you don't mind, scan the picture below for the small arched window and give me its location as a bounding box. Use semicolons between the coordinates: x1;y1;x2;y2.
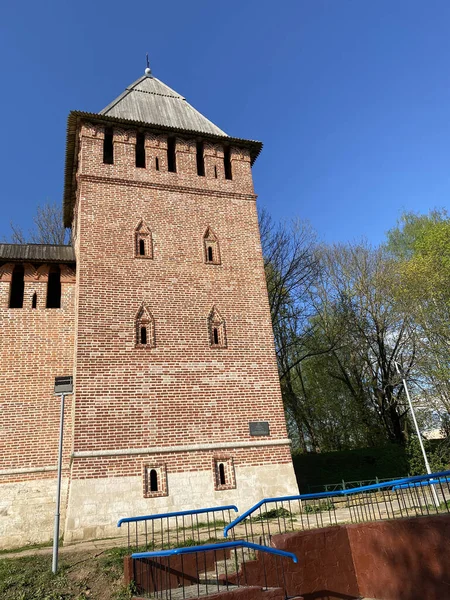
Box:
214;458;235;490
144;465;167;497
208;306;226;348
32;292;37;309
9;264;25;308
203;228;220;265
136;303;155;348
135;220;153;259
150;469;158;492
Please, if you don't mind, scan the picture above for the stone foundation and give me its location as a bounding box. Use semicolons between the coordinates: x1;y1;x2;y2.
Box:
0;477;69;549
64;462;298;543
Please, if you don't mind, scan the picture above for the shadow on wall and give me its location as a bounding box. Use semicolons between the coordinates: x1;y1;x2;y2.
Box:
349;515;450;600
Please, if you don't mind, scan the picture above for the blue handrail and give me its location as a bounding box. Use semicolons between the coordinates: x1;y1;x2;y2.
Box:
132;540;298;563
393;476;449;490
118;505;238;527
223;470;450;537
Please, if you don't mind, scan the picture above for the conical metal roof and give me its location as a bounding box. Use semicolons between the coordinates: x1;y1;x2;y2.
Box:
99;74;228;137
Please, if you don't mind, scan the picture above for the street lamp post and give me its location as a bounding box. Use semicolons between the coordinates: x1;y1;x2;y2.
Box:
394;362;439;507
52;376;73;574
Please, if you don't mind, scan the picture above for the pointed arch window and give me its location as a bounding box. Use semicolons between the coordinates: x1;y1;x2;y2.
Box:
203;228;221;265
208;306;227;348
135;220;153;259
136;303;155;348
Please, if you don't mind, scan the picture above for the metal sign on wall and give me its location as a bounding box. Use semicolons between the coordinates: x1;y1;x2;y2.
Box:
249;421;270;436
54;376;73;394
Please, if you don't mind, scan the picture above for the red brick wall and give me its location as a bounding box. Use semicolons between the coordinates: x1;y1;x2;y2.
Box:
71;122;289;478
0;275;75;479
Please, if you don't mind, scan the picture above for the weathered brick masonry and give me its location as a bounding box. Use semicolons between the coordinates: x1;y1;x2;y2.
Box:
0;71;298;547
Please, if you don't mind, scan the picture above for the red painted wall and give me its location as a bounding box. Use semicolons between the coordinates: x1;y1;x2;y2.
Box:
348;515;450;600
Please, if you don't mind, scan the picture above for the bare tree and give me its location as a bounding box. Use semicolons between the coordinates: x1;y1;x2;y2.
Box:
5;202;70;245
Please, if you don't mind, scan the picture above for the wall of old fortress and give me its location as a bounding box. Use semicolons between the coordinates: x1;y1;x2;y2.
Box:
0;267;75;547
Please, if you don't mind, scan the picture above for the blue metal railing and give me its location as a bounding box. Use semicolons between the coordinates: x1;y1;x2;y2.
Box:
224;470;450;541
118;505;238;528
130;540;297;599
118;505;238;551
392;476;450;489
132;540;297;562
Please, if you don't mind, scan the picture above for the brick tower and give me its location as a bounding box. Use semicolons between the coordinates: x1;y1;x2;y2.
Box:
0;68;298;547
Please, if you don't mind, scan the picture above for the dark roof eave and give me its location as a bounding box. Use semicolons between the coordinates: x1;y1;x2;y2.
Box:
63;111;263;227
0;243;76;264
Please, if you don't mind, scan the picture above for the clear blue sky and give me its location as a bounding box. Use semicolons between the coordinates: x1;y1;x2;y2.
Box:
1;0;449;245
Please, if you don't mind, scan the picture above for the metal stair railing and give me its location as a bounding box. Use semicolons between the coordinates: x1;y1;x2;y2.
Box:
131;540;298;599
223;470;450;543
118;505;238;551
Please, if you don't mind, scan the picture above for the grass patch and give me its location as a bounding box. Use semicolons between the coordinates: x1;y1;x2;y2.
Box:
303;500;335;514
251;507;292;522
0;554;70;600
0;547;136;600
0;539;53;556
177;519;226;531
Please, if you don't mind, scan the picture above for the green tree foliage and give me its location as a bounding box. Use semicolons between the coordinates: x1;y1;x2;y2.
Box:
261;208;449;455
406;436;450;476
387;209;450;414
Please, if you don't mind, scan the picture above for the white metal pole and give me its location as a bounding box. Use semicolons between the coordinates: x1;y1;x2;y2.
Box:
394;362;439;506
52;393;65;574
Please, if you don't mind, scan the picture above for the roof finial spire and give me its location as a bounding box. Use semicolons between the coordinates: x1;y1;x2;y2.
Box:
145;53;152;77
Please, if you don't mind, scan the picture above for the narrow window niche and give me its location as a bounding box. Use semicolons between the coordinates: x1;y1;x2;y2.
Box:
103;127;114;164
196;141;205;176
214;458;236;491
9;264;25;308
135;131;146;168
135;303;155;348
143;464;168;497
135;220;153;259
32;292;37;309
203;227;221;265
46;265;61;309
208;306;227;348
223;146;232;180
167;136;177;172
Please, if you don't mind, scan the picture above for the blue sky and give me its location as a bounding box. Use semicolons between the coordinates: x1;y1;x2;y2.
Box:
0;0;449;245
